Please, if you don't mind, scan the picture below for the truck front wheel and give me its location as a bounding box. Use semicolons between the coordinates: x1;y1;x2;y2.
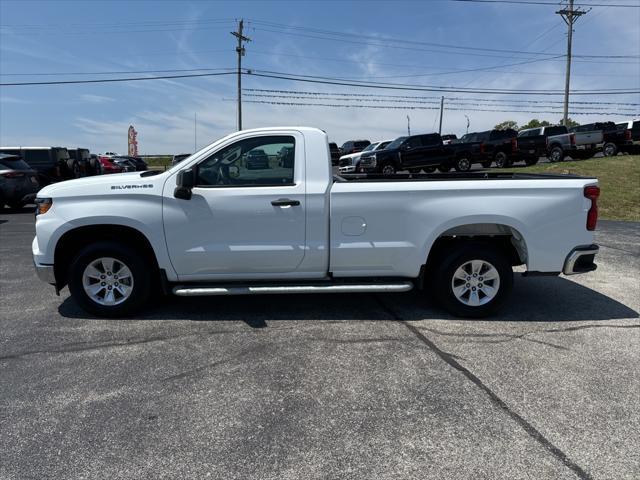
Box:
455;157;472;172
431;242;513;318
68;241;151;317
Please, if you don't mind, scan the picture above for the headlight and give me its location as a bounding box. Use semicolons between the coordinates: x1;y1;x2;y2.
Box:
35;197;53;216
369;154;377;167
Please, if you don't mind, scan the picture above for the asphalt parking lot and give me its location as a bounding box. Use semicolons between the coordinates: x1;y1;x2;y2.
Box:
1;209;638;480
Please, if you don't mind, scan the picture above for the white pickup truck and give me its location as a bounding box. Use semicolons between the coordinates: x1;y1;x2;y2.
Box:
33;127;600;318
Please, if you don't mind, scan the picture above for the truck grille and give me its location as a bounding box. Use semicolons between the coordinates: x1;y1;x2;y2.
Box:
339;158;353;167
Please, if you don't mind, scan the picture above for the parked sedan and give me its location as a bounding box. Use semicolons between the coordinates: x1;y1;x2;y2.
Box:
0;153;40;209
246;149;270;170
97;155;124;174
111;156;138;172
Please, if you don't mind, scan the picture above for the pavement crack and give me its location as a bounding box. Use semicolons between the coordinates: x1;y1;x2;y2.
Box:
0;330;235;361
541;324;640;334
374;296;592;480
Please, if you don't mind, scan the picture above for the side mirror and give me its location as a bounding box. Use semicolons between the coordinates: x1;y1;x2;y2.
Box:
174;168;195;200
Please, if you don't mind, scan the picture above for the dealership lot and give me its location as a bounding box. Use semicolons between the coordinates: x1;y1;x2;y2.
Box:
1;210;638;479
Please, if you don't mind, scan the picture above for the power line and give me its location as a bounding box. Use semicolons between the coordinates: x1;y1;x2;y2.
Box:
0;68;236;77
446;0;640;7
244;88;640;105
246;19;638;58
245;69;640;95
0;71;235;86
237;99;637;116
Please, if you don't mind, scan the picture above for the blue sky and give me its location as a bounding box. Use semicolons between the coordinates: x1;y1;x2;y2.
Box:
1;0;639;154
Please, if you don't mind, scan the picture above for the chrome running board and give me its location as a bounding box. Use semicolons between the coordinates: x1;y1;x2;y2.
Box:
172;282;414;297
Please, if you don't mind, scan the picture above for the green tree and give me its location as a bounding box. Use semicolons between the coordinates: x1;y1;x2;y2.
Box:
494;120;518;130
520;119;551;130
561;117;580;128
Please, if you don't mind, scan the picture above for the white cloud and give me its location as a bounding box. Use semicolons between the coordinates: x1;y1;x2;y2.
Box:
80;94;115;104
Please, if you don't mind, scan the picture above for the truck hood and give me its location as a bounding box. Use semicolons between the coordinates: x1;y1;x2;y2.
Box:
37;171;163;198
339;152;362;161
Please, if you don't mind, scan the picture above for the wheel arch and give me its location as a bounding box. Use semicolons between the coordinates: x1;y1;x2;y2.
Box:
53;224;161;289
420;221;528;287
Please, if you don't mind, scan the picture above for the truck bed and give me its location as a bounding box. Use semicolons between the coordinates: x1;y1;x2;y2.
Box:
336;171;595;182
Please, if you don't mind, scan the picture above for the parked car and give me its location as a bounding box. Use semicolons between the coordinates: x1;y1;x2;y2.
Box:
33;126;600;320
615;119;640;154
329;143;341;166
441;134;458;145
0;146;77;183
89;154;104;175
0;153;40;209
103;152;120;157
359;133;453;175
172;153;192;166
516;126;576;164
338;140;392;174
450;129;519;170
111;157;138;172
245;149;270;170
116;156;147;171
570;122;631;158
67;148;97;176
97;155;124;174
339;140;371;156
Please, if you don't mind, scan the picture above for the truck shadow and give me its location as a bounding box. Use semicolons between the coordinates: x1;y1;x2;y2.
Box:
58;275;638;325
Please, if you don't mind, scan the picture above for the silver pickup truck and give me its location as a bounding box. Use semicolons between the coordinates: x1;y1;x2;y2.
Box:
517;125;603;163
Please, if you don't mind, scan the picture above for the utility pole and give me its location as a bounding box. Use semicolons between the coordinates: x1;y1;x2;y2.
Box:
407;115;411;136
557;0;587;127
438;96;444;134
465;115;470;134
231;19;251;131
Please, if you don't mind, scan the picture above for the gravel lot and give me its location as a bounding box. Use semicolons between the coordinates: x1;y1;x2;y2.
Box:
1;209;638;480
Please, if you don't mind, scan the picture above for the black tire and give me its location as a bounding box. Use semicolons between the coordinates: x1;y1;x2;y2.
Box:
424;166;436;173
524;157;539;166
437;164;452;173
494;151;511;168
380;161;397;176
602;142;618;157
430;242;513;318
454;157;472;172
548;146;564;163
408;168;422;174
481;160;493;168
68;241;152;317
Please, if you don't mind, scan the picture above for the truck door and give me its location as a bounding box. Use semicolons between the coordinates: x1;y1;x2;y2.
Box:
162;133;307;280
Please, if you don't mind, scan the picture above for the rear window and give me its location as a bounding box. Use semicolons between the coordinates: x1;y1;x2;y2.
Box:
24;149;51;163
422;134;441;146
0;158;31;170
545;126;568;136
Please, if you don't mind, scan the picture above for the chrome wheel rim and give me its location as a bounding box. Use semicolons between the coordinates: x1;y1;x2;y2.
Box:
82;257;134;306
382;164;395;175
458;158;470;171
495;153;506;167
550;149;562;162
451;260;500;307
604;145;615;156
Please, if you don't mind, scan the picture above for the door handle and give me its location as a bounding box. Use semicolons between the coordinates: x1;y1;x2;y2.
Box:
271;198;300;207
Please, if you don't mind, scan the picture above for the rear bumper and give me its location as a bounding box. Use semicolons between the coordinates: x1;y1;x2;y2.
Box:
563;244;599;275
34;261;56;285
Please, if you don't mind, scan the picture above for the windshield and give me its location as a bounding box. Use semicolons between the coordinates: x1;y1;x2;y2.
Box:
361;142;379;153
385;137;408;150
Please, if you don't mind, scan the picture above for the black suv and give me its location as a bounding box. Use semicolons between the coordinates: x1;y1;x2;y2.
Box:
339;140;370;156
0;146;76;183
359;133;453;175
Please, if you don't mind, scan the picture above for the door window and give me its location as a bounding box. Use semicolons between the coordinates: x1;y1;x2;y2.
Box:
196;136;295;187
407;136;422;148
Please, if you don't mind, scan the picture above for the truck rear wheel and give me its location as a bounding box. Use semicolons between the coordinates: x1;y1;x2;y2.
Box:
548;146;564;163
431;242;513;318
437;164;451;173
68;241;151;317
454;157;472;172
494;152;511;168
603;142;618;157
